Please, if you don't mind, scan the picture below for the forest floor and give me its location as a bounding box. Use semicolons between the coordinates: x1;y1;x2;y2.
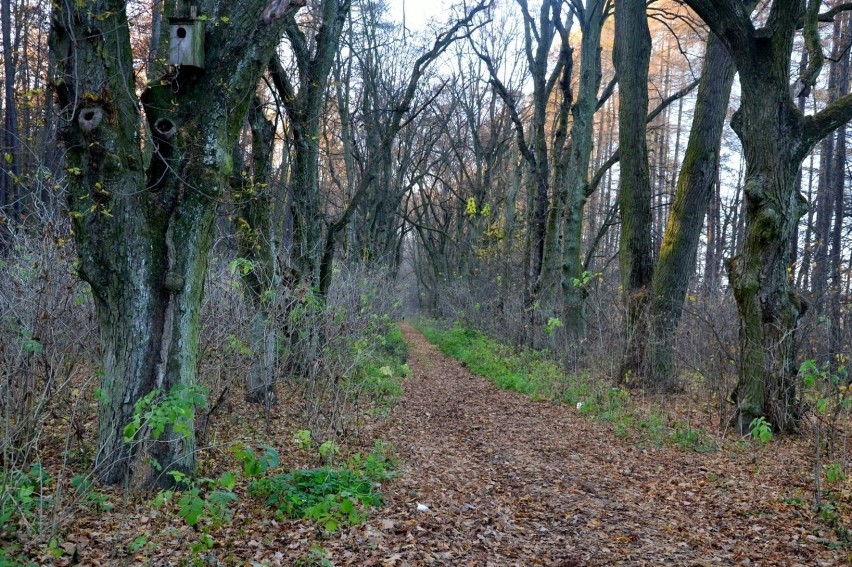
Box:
19;324;852;566
320;324;849;566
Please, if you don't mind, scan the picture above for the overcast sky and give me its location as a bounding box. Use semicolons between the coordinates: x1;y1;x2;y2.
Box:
386;0;452;29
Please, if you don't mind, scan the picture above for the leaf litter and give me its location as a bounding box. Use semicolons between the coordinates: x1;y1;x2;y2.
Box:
20;324;851;565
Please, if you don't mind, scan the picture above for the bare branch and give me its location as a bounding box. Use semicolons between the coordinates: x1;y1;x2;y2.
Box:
589;77;700;194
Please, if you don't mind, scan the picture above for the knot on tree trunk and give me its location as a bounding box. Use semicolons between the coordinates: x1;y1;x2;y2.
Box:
154;117;178;140
78;107;104;134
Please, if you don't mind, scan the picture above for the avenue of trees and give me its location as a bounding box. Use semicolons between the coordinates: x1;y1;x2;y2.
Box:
2;0;852;488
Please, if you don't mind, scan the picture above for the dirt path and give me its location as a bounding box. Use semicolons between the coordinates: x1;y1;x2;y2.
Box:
331;324;843;566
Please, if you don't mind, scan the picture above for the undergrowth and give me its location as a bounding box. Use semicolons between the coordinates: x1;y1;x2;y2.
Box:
353;325;409;408
417;321;717;453
248;443;395;533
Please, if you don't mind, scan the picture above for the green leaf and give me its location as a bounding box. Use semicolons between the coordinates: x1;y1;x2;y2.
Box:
219;471;236;491
23;338;43;355
178;493;204;526
128;535;149;553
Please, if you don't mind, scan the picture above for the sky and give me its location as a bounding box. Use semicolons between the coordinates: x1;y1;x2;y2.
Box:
386;0;453;29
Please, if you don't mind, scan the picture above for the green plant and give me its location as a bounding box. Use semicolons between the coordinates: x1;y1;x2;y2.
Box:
544;317;563;337
318;440;339;460
152;470;237;529
71;474;113;512
249;467;379;532
353;325;409;407
637;413;668;446
249;443;394;532
749;416;773;443
122;384;208;445
571;270;600;288
233;444;280;477
671;423;715;453
293;429;313;450
825;462;846;485
127;535;149;553
0;463;51;536
0;543;37;566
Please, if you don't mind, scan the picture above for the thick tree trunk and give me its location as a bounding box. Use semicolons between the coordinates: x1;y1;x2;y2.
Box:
684;0;852;437
648;34;735;388
727;91;807;433
51;0;305;486
613;0;653;384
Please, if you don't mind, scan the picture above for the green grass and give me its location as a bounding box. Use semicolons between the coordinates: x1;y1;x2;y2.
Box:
419;324;563;399
417;321;716;453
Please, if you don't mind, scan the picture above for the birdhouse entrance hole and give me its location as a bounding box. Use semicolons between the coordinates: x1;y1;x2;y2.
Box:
168;6;205;70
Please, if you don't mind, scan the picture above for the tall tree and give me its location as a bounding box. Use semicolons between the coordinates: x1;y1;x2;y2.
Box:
1;0;20;239
613;0;653;383
232;98;281;403
556;0;609;344
270;0;351;290
683;0;852;432
50;0;306;485
648;32;736;388
473;0;571;327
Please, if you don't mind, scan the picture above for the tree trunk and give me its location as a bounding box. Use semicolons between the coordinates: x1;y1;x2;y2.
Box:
558;1;605;347
1;0;20;241
613;0;653;384
684;0;852;433
274;0;350;289
51;0;306;486
726;58;808;434
648;33;735;388
235;99;281;404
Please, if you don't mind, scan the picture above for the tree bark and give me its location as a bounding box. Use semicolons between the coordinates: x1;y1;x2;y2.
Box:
1;0;20;242
648;33;736;388
558;0;606;346
234;99;281;404
273;0;350;288
51;0;305;486
613;0;653;384
685;0;852;433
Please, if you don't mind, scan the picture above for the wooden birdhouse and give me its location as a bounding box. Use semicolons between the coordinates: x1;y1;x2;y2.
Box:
168;7;205;69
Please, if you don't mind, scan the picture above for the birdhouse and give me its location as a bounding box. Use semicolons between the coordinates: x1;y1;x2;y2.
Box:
168;8;205;69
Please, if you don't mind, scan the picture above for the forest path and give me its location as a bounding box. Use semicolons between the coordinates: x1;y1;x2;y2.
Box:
331;324;838;566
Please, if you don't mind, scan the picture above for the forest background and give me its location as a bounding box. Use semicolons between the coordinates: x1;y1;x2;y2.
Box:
3;0;852;563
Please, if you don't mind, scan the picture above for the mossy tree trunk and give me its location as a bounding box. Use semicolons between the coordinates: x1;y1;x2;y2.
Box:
51;0;305;486
647;33;735;388
613;0;653;384
685;0;852;432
